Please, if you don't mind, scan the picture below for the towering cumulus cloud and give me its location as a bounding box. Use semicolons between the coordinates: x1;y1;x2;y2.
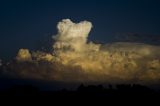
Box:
53;19;93;52
8;19;160;84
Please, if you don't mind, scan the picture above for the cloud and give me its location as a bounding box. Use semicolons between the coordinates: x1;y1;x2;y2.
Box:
5;19;160;84
53;19;99;52
113;33;160;45
0;59;2;67
16;49;32;62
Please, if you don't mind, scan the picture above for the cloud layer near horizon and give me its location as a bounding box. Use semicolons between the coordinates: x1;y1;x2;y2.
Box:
6;19;160;84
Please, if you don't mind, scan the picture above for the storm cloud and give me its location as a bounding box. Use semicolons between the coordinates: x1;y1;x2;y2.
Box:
6;19;160;84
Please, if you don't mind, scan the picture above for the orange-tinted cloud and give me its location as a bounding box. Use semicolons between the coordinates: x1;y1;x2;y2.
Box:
6;19;160;85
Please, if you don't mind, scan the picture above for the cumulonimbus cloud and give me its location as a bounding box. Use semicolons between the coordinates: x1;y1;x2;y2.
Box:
6;19;160;84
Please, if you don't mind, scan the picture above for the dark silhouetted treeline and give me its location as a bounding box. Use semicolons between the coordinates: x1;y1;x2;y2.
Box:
0;84;160;98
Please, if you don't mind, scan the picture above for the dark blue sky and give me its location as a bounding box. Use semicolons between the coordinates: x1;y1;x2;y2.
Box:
0;0;160;60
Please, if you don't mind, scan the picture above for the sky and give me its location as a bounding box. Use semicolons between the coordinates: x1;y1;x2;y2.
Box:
0;0;160;60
